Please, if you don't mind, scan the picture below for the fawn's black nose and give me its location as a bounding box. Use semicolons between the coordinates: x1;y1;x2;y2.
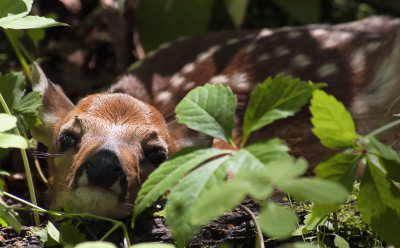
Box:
76;150;127;190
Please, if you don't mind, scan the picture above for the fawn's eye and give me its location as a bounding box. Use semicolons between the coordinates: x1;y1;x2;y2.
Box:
144;149;168;168
56;133;77;152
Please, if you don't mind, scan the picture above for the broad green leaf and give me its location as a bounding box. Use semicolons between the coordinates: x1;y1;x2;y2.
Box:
130;243;175;248
137;0;213;51
314;153;359;191
133;148;229;220
0;72;25;110
165;156;229;247
227;138;290;174
190;172;273;226
59;222;86;245
358;161;400;247
0;133;27;149
271;0;320;24
277;243;318;248
310;89;358;149
222;0;249;28
176;83;237;142
14;91;42;133
365;136;400;181
258;202;298;240
263;157;308;185
0;15;67;29
47;221;61;244
278;178;349;204
334;235;350;248
0;114;17;132
0;198;21;233
303;212;326;231
242;75;320;144
0;0;32;22
75;241;117;248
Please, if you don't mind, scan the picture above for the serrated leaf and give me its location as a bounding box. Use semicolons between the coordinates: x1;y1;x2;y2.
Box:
133;148;229;220
130;243;176;248
310;89;358;149
165;156;229;247
0;133;27;149
59;222;86;245
314;153;359;191
334;235;350;248
278;178;349;204
0;114;17;132
222;0;249;28
0;198;21;233
14;91;42;133
0;0;32;22
75;241;117;248
227;138;290;174
258;202;298;240
0;15;67;29
175;83;237;143
242;74;320;144
0;72;25;110
358;160;400;247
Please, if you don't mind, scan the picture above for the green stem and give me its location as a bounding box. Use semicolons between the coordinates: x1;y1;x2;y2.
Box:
0;92;40;226
333;212;339;234
3;29;32;82
4;191;131;246
367;119;400;137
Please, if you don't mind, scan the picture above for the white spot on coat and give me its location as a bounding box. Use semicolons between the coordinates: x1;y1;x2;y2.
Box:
292;54;311;67
317;63;338;77
209;75;229;85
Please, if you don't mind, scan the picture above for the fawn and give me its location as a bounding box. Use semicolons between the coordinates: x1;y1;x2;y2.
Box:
31;16;400;218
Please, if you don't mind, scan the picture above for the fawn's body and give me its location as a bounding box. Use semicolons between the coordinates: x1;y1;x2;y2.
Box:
32;16;400;217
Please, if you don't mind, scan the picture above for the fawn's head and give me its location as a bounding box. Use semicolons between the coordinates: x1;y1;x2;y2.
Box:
31;64;186;218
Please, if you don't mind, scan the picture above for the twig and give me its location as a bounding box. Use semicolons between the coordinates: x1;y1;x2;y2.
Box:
34;142;49;185
240;203;265;248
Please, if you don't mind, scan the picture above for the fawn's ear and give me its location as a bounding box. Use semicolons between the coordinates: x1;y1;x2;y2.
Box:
31;63;75;146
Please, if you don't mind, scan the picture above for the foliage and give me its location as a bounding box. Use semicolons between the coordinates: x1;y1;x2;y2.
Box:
134;75;346;247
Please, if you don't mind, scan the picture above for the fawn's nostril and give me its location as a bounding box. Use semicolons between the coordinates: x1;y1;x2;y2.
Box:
79;150;126;190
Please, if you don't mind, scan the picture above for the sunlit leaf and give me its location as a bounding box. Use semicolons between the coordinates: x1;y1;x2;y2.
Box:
310;89;358;149
0;15;67;29
176;83;237;142
0;0;32;22
0;133;27;149
0;114;17;132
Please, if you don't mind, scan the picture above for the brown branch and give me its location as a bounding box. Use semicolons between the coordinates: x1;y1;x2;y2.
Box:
240;203;265;248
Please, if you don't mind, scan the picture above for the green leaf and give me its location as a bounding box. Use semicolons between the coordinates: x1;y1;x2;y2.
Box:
278;178;349;204
0;114;17;132
0;198;21;234
314;153;359;191
133;148;229;220
263;157;308;185
59;222;86;245
27;28;45;42
334;234;350;248
190;172;273;227
242;75;320;144
74;241;117;248
0;0;32;22
276;243;319;248
130;243;176;248
47;221;61;244
176;83;237;143
137;0;214;51
0;72;25;110
165;156;229;247
13;91;42;133
271;0;320;24
358;160;400;247
310;89;358;149
0;133;27;149
258;202;298;240
175;84;237;142
0;15;68;29
222;0;249;28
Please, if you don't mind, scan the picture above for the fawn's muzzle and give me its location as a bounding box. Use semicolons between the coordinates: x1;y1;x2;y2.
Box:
74;150;127;195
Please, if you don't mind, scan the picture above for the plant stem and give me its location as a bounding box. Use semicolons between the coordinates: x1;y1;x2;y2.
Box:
367;119;400;137
0;92;40;226
333;212;339;234
240;204;265;248
3;29;32;82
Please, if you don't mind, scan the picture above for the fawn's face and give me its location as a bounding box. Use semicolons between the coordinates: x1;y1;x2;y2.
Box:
31;65;179;218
